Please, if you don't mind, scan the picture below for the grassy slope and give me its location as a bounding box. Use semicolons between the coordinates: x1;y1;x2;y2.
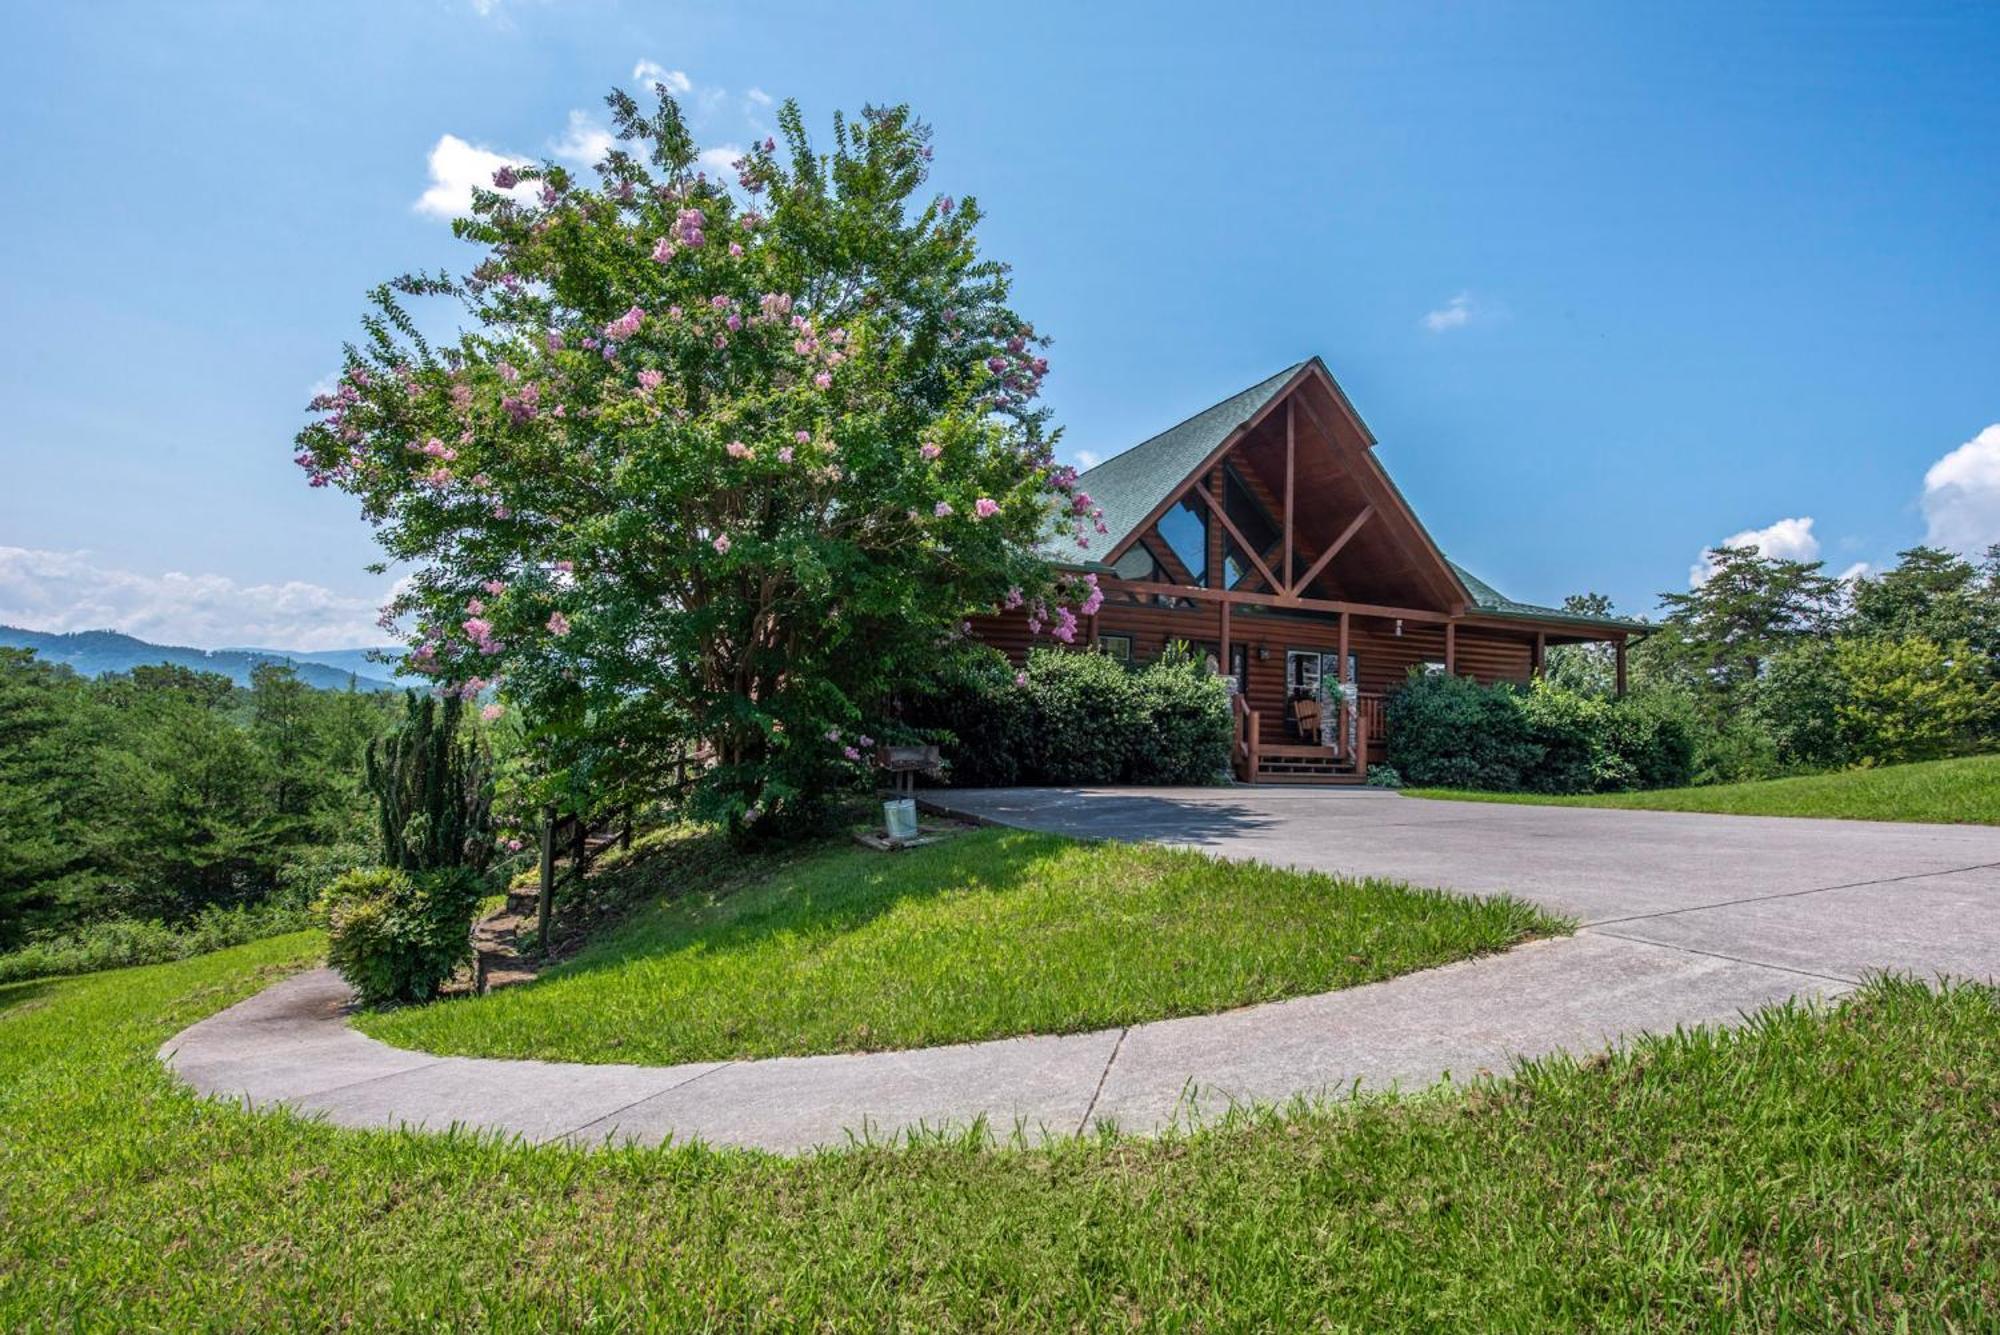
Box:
4;940;1998;1328
360;826;1563;1065
1410;752;2000;824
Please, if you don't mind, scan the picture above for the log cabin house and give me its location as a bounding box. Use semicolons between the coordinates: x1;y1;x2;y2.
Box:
968;357;1643;784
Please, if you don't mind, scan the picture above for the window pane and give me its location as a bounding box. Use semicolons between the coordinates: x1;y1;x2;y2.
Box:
1111;545;1161;582
1155;497;1208;586
1224;469;1279;556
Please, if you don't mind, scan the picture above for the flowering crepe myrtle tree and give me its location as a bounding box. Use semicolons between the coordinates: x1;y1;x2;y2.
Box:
296;88;1105;835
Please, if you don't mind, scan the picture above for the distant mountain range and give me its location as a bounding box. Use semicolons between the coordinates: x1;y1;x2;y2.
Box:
0;626;406;693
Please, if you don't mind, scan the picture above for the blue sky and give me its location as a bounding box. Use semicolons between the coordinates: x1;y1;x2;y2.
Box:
3;1;1996;648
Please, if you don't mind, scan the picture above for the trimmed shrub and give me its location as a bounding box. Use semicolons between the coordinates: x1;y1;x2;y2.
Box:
898;647;1033;787
1520;680;1605;795
905;643;1231;787
1126;645;1235;784
1389;672;1698;794
1385;672;1540;791
1363;764;1404;789
1025;648;1143;784
320;866;485;1006
1603;689;1698;790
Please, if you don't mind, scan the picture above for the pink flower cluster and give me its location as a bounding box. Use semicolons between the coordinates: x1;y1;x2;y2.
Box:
673;207;706;248
602;306;645;342
501;382;540;424
546;610;571;636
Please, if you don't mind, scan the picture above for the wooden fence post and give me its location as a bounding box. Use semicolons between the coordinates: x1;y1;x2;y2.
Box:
536;803;556;955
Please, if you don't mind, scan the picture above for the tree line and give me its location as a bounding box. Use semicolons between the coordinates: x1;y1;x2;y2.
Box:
0;655;400;951
1557;543;2000;781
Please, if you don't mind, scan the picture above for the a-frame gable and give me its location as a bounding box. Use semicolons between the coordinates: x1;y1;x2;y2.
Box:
1091;358;1469;616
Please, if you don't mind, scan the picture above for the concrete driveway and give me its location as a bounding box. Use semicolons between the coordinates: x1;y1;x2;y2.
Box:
160;788;2000;1153
924;787;2000;988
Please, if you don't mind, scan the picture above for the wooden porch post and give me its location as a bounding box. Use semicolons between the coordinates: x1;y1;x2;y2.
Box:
1615;637;1628;697
1532;631;1546;678
1337;609;1350;756
1445;621;1458;676
1219;599;1232;678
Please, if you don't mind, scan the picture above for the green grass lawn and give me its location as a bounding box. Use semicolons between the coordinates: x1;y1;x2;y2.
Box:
358;825;1563;1065
1409;751;2000;824
5;938;1998;1328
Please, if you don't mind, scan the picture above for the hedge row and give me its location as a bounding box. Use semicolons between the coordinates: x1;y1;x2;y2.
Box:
1385;672;1697;794
904;644;1233;787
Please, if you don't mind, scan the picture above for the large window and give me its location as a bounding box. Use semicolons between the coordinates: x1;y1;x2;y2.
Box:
1222;469;1279;588
1155;496;1209;587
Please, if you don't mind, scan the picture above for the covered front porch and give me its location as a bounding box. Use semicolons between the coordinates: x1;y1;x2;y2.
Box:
1077;594;1625;783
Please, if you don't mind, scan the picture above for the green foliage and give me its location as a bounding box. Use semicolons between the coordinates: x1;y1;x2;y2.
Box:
1022;648;1142;784
0;902;315;984
1126;644;1235;784
1612;545;2000;786
1599;688;1699;790
1388;673;1694;794
896;645;1032;786
1363;763;1404;789
1848;544;2000;655
1385;671;1538;790
297;85;1096;838
365;692;495;872
320;865;485;1006
0;649;99;947
1645;543;1841;701
904;644;1230;786
1411;752;2000;825
0;649;397;957
1830;636;1998;766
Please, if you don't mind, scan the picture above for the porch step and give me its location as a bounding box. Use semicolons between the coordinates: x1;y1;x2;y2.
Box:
1254;770;1366;785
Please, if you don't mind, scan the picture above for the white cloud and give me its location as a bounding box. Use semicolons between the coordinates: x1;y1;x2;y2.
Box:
1922;423;2000;556
1689;516;1821;585
413;133;534;220
1422;291;1476;333
745;87;773;108
1074;449;1102;470
0;547;393;652
697;144;746;178
551;110;615;171
633;60;692;94
1837;561;1871;583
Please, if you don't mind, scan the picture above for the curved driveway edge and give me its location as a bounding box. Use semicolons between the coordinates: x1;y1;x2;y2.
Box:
164;933;1837;1155
160;787;2000;1155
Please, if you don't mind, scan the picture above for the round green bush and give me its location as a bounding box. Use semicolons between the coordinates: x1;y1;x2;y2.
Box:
320;866;485;1006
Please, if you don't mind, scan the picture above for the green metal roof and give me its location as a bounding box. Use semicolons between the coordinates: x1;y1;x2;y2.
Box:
1448;562;1645;634
1038;360;1305;562
1044;360;1644;634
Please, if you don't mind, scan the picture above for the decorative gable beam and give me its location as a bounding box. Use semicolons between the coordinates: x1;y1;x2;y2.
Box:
1283;399;1296;597
1190;482;1282;595
1290;504;1375;594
